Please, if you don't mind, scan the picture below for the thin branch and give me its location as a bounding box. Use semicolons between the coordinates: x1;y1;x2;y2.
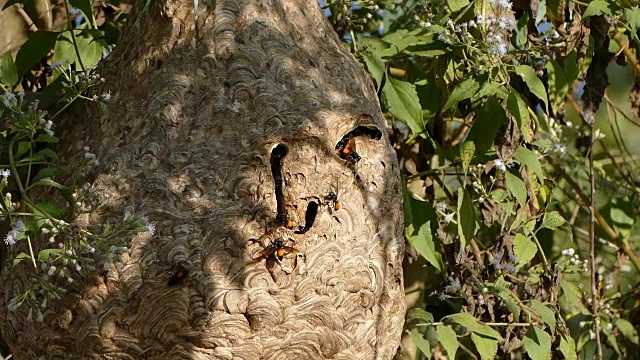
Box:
15;5;39;32
612;32;640;76
62;0;86;72
587;113;603;360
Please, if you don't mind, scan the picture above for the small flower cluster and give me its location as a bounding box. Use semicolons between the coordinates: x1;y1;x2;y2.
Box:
49;59;110;105
325;0;380;33
2;91;21;110
3;219;25;246
490;248;518;273
435;201;456;224
436;18;477;46
445;277;462;292
82;146;100;168
560;247;589;272
2;93;57;141
6;209;149;318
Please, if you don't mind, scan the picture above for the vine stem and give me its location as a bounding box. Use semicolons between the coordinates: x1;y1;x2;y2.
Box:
63;0;86;73
587;115;603;360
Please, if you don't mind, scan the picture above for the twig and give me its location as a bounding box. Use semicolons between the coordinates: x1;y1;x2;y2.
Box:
458;342;479;360
63;0;86;72
587;113;603;360
612;32;640;76
14;5;39;32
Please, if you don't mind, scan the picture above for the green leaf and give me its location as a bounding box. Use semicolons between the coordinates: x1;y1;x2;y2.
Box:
447;0;470;12
523;326;551;360
38;248;62;263
410;329;432;357
407;217;443;271
559;279;586;314
403;185;444;271
472;80;503;101
466;97;508;156
583;0;612;17
13;252;31;266
507;91;533;142
616;318;639;345
380;29;431;57
457;188;477;251
446;313;501;339
540;211;565;230
605;325;622;356
437;324;458;358
15;141;30;159
52;30;105;69
546;60;569;101
0;51;18;87
460;141;475;175
496;288;521;321
514;65;548;113
442;77;479;112
34;148;58;160
407;308;434;324
382;77;424;135
530;300;556;334
505;168;527;207
33;167;58;183
471;332;499;360
514;233;537;267
626;7;640;44
515;147;543;181
416;75;442;127
564;51;579;84
559;334;577;360
33;201;66;220
493;276;521;320
16;31;59;78
32;177;69;192
34;134;60;143
363;51;385;90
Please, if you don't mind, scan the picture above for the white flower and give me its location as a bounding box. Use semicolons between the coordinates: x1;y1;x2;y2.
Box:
145;222;156;236
444;213;455;224
0;169;11;179
494;159;507;172
498;0;512;9
4;232;16;246
2;93;17;108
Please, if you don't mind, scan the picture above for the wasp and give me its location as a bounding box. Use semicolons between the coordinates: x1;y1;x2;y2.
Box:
250;236;303;275
322;178;342;213
336;136;361;164
252;237;299;262
323;191;340;212
168;267;190;286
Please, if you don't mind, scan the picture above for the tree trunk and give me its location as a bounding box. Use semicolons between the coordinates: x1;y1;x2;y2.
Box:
0;1;405;358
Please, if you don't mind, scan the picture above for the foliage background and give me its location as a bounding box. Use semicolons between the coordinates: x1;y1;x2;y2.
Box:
1;0;639;359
